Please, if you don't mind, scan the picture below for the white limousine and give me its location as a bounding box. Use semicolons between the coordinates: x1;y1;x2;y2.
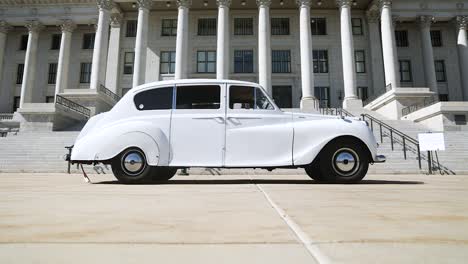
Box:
70;79;385;184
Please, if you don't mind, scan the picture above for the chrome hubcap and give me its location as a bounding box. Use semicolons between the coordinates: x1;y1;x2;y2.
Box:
332;148;359;177
122;150;145;176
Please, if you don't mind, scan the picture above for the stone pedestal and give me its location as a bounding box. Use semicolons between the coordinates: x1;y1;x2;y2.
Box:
61;88;118;116
16;103;88;131
364;88;435;120
300;97;319;113
343;98;363;110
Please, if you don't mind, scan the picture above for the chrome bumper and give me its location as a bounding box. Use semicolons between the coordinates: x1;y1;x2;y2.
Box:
374;155;386;163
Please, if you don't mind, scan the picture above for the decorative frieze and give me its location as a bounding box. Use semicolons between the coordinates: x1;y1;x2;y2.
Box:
256;0;271;7
137;0;153;10
60;19;76;33
379;0;392;9
25;20;44;33
0;20;12;34
97;0;115;11
336;0;352;8
457;16;468;30
296;0;311;8
110;13;123;28
217;0;231;7
419;15;434;29
177;0;191;8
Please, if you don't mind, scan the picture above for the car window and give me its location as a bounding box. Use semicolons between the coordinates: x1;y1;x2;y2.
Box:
229;86;254;109
229;85;275;110
134;86;173;111
176;85;220;109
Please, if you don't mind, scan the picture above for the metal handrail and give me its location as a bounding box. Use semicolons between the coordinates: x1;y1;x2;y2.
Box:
99;84;121;102
0;113;14;120
55;95;90;118
319;108;354;117
362;83;392;106
361;113;421;169
401;95;439;116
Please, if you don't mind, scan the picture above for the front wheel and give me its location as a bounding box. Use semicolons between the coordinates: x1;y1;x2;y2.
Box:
112;148;153;184
318;139;370;184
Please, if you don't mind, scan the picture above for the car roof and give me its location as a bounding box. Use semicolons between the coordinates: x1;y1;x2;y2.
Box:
131;79;261;93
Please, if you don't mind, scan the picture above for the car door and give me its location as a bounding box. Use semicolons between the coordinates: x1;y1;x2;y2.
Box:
169;84;226;167
224;85;293;167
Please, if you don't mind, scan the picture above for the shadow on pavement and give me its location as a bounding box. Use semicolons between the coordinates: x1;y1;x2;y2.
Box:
94;179;424;185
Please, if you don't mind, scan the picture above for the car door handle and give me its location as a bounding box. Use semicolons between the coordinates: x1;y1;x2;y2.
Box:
192;116;225;124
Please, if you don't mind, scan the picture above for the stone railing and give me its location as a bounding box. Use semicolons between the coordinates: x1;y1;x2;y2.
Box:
401;95;439;117
55;95;90;118
0;113;14;120
99;84;121;102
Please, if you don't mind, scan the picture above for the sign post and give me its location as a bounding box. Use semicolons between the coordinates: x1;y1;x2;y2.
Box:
418;133;445;174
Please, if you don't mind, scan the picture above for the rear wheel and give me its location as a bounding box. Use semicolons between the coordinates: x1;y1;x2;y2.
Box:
317;138;369;184
112;148;152;184
152;167;178;182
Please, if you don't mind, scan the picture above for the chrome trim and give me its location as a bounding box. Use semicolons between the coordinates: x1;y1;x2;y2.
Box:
374;155;386;163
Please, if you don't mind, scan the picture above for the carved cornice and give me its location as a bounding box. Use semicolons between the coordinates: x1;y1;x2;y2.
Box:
0;20;12;34
296;0;311;8
418;15;434;28
366;10;380;23
137;0;153;10
457;16;468;30
256;0;271;7
217;0;231;7
25;20;44;32
110;13;123;28
177;0;191;8
59;19;76;33
96;0;115;11
336;0;352;8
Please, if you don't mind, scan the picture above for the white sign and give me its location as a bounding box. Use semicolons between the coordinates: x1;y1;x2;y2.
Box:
418;133;445;151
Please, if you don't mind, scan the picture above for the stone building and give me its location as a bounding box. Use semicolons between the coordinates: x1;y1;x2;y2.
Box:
0;0;467;131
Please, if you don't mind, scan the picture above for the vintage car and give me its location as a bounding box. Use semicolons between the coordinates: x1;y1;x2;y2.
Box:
70;79;385;184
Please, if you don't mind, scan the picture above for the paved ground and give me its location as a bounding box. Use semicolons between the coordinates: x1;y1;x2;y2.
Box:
1;172;468;263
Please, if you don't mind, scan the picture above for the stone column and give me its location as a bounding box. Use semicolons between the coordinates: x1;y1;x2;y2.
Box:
216;0;230;80
366;10;385;96
90;0;113;90
20;20;44;108
257;0;272;95
456;16;468;100
133;0;152;87
0;21;11;87
105;13;123;94
419;15;438;93
338;0;361;109
175;0;190;80
55;20;76;97
297;0;317;110
380;0;399;89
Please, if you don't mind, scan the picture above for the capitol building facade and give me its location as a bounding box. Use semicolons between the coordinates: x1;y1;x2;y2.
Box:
0;0;467;131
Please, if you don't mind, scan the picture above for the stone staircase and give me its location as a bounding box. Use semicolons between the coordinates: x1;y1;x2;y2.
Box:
0;109;467;175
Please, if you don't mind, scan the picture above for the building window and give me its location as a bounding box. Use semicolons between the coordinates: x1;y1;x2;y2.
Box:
395;30;408;47
454;115;467;125
126;20;137;37
197;51;216;73
358;87;368;101
80;62;92;83
198;18;217;36
272;86;292;108
351;18;363;35
123;52;135;75
399;60;412;82
315;86;330;108
16;64;24;84
160;51;176;74
19;35;28;50
311;18;326;35
435;60;446;82
13;96;20;112
271;18;290;35
272;50;291;73
48;63;58;84
355;50;366;73
431;30;442;47
234;50;254;73
313;50;328;73
176;85;221;109
134;87;174;111
234;18;253;35
439;94;449;102
51;34;61;50
45;96;55;103
161;19;177;36
82;33;95;49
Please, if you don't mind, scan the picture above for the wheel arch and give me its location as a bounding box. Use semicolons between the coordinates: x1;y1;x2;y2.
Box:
311;135;373;165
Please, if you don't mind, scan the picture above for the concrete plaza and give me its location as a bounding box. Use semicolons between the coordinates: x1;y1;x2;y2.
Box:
1;172;468;263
